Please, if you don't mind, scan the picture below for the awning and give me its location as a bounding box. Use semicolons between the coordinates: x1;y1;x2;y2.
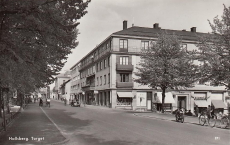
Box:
156;92;175;104
194;100;209;107
117;92;134;98
211;100;226;109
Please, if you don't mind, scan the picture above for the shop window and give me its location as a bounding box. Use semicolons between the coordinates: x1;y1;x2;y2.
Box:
117;97;132;106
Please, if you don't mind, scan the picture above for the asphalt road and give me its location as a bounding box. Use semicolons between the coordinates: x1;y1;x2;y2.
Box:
43;100;230;145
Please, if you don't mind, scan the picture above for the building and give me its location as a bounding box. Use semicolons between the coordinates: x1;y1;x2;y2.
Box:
53;71;71;100
70;20;229;114
60;79;71;104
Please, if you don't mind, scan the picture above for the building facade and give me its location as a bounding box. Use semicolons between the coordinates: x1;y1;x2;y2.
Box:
53;72;71;100
70;21;229;114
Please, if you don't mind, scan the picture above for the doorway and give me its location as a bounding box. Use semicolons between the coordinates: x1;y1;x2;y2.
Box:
177;96;186;110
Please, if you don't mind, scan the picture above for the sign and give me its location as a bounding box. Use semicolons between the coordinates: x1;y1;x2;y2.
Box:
194;97;206;100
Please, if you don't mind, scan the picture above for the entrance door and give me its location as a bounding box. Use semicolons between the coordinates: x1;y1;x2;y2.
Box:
178;96;186;109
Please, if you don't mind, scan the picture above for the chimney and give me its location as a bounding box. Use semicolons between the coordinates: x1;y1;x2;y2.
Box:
153;23;159;29
191;27;196;32
123;20;127;30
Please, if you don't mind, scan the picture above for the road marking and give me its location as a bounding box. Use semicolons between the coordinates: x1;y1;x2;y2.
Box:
40;107;67;138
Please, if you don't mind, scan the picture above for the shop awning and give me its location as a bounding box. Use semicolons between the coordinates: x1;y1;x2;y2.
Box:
156;92;175;104
117;92;134;98
194;100;209;107
211;100;226;109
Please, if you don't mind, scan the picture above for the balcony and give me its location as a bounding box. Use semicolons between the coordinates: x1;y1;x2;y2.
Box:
82;83;95;91
116;82;133;88
116;64;133;71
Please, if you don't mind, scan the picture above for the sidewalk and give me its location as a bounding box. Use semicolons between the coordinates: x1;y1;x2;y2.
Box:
0;103;68;145
133;111;229;129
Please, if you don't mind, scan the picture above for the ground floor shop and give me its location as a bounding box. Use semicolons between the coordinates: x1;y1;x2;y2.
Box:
73;88;229;114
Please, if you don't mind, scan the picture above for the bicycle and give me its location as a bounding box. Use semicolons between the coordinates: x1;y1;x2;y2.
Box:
220;113;229;129
46;102;50;108
199;111;217;127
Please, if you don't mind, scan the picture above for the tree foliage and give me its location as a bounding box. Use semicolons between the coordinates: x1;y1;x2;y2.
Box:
135;31;199;113
0;0;90;93
197;5;230;89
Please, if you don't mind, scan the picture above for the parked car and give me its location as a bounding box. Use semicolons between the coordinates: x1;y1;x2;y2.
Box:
71;101;80;107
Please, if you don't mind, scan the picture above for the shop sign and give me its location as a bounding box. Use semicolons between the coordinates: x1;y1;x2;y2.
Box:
194;97;207;100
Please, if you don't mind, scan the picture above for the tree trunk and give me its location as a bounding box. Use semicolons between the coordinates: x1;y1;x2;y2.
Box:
162;87;166;113
0;87;2;118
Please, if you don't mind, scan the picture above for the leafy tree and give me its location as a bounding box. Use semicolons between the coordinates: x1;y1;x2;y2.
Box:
135;31;199;113
197;5;230;89
0;0;90;93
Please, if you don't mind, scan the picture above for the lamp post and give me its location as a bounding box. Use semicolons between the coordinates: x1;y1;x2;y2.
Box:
82;92;85;106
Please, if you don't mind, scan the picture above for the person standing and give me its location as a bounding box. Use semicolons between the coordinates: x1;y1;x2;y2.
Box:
64;98;67;106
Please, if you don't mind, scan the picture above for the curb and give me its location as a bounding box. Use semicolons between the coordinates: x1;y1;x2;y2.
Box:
134;113;230;130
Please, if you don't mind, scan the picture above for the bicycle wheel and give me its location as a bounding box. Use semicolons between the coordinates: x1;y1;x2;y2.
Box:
199;115;206;126
209;114;217;128
221;116;229;129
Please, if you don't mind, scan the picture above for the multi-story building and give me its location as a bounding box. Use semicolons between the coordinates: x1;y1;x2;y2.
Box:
70;20;229;114
53;71;71;100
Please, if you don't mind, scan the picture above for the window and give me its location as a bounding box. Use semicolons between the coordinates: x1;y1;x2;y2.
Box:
108;73;110;84
97;77;99;86
141;41;149;49
97;63;100;71
100;76;102;85
104;59;107;68
120;56;129;65
108;56;110;67
120;73;129;82
104;75;106;85
100;61;103;70
119;39;128;49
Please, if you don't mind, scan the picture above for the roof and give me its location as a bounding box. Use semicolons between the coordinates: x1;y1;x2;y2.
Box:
112;26;209;41
69;25;211;70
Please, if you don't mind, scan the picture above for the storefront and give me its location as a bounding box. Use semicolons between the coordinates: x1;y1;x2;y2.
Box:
116;92;134;108
211;100;226;114
153;92;175;112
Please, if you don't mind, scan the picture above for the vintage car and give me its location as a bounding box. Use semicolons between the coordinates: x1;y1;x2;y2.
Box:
70;101;80;107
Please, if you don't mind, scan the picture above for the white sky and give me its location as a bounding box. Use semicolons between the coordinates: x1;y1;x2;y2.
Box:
50;0;230;88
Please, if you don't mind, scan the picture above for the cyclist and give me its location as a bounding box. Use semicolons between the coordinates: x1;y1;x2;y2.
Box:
46;98;50;107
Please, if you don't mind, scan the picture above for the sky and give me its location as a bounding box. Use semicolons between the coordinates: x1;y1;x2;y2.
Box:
50;0;230;88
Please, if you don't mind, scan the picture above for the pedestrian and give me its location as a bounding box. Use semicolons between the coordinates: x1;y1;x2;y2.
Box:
195;105;199;117
64;98;67;106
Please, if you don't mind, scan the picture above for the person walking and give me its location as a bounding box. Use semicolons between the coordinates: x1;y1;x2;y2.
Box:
64;98;67;106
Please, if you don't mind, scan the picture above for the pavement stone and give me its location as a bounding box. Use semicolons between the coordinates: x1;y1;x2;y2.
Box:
0;103;67;145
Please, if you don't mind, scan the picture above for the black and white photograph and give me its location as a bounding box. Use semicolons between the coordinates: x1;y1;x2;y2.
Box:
0;0;230;145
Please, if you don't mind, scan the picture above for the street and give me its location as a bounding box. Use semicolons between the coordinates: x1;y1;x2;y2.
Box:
0;100;229;145
44;100;229;145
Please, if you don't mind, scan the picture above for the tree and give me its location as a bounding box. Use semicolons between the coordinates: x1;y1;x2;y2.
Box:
135;31;199;113
0;0;91;92
197;5;230;89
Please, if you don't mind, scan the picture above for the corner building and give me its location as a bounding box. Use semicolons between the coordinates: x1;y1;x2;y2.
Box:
70;21;229;114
